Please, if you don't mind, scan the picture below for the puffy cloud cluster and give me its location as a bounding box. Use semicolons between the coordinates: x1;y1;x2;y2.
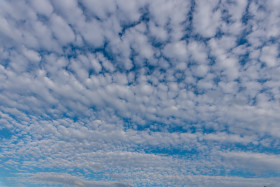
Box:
0;0;280;186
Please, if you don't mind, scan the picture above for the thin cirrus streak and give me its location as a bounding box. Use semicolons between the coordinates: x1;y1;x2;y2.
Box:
0;0;280;186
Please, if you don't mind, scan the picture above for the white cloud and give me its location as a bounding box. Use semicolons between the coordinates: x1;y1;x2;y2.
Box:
221;151;280;172
22;47;41;63
30;0;53;16
193;0;221;37
27;172;132;187
260;45;279;67
50;14;75;45
163;40;188;61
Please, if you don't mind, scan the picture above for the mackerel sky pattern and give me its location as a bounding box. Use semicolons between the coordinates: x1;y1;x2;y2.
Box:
0;0;280;186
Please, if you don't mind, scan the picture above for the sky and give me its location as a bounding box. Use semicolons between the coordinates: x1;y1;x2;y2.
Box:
0;0;280;186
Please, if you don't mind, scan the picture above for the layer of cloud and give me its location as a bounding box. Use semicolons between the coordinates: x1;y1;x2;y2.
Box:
0;0;280;186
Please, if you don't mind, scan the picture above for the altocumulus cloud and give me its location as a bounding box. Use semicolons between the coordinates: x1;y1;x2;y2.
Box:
0;0;280;186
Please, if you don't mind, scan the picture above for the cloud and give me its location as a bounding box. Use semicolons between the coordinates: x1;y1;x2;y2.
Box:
221;151;280;172
25;172;132;187
30;0;53;16
0;0;280;186
193;0;221;38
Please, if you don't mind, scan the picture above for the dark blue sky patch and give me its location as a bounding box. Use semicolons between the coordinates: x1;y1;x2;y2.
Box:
0;128;12;139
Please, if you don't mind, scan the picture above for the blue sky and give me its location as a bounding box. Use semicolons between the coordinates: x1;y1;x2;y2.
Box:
0;0;280;186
